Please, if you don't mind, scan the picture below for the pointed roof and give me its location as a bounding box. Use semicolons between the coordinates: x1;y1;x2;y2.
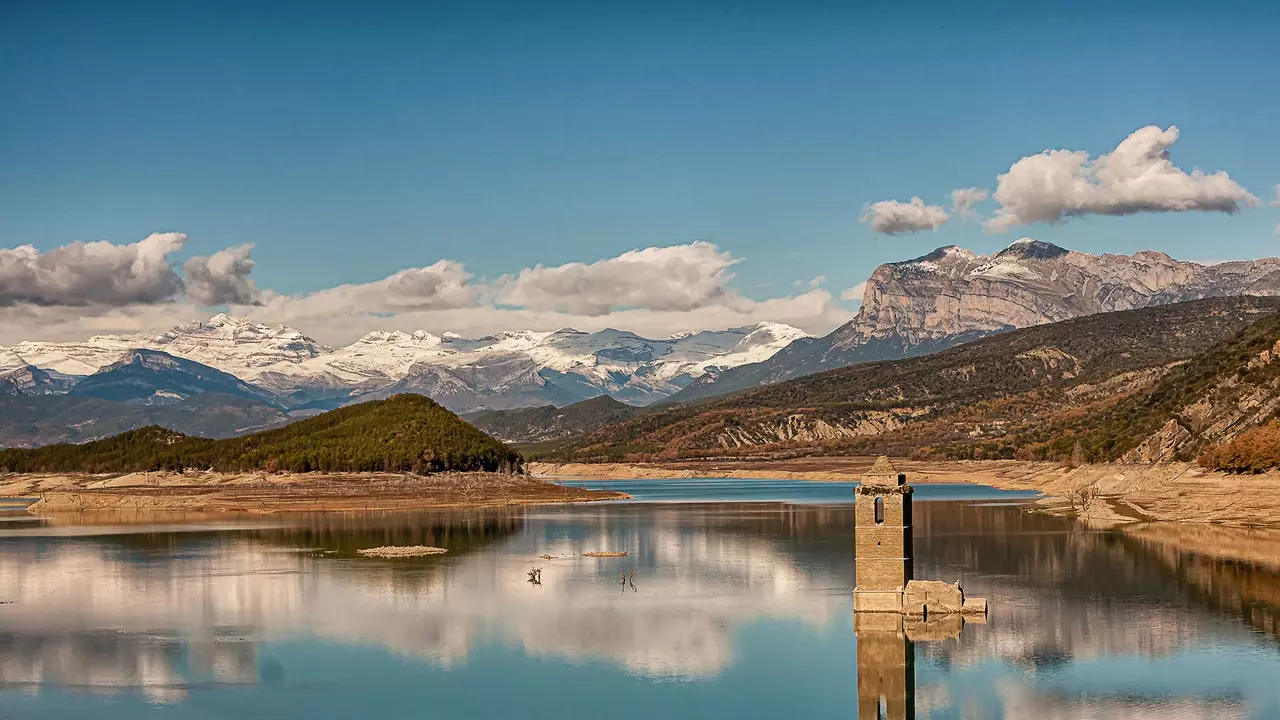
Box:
866;456;899;476
862;456;906;487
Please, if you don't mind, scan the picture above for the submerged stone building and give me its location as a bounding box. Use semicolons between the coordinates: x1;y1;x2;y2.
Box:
854;456;987;617
854;456;987;719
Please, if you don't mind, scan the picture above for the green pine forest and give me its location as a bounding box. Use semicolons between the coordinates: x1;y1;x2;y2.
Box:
0;394;523;474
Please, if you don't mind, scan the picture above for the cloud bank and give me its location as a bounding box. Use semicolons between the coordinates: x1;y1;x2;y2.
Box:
0;236;851;345
860;197;950;235
986;125;1257;232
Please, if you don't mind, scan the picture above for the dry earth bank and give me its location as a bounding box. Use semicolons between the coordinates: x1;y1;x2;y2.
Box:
2;471;626;514
531;457;1280;529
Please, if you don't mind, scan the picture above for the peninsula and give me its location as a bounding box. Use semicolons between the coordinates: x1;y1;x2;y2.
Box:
2;395;624;513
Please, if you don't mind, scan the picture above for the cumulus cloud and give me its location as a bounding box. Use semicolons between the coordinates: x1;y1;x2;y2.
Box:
497;242;740;315
183;245;262;306
0;238;854;346
986;125;1258;232
0;232;185;307
254;260;477;327
859;197;950;235
1272;184;1280;206
951;187;990;218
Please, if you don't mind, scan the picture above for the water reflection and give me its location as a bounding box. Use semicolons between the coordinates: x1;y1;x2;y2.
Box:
0;497;1279;718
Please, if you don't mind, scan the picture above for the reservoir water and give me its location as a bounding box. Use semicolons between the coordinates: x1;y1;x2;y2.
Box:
1;479;1279;718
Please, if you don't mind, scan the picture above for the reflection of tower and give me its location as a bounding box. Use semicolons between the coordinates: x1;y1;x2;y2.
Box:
854;457;913;613
854;614;969;719
855;614;915;720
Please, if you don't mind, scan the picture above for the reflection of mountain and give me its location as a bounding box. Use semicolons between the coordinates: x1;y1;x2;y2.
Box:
913;504;1249;667
1116;524;1280;642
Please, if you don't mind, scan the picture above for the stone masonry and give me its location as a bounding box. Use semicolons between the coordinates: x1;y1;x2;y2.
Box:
854;457;987;618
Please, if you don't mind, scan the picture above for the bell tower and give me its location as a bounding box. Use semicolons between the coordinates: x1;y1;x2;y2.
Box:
854;456;913;612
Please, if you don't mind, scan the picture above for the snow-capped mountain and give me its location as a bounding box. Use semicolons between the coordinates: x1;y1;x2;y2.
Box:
0;317;811;412
4;314;329;377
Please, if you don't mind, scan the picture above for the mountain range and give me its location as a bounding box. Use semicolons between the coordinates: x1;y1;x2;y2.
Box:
0;317;809;446
669;239;1280;402
1;316;809;410
543;296;1280;463
5;239;1280;450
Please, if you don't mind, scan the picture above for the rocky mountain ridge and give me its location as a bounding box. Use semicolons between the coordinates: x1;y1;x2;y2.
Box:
544;296;1280;463
669;240;1280;402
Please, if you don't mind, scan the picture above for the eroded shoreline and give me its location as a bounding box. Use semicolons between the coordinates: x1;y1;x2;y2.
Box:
530;458;1280;529
2;471;627;514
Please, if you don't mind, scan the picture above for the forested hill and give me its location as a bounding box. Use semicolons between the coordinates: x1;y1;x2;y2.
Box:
0;394;522;474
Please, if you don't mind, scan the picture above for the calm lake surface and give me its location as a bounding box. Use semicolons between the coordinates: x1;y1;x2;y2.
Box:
2;479;1280;719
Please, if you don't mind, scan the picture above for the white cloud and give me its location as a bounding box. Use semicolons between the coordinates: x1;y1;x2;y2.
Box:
1;290;851;347
253;260;477;328
0;239;856;346
183;245;262;306
860;197;950;235
986;125;1258;232
0;232;185;307
951;187;990;218
497;242;740;315
841;281;868;303
1272;184;1280;206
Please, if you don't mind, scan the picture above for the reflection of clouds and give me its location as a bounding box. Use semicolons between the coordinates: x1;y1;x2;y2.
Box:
4;502;1280;717
0;630;257;705
0;511;846;696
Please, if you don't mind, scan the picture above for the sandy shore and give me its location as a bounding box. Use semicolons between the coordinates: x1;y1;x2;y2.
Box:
1;471;627;514
531;458;1280;529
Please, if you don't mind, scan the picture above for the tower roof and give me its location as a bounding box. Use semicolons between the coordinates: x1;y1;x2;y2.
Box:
866;456;899;476
861;455;906;487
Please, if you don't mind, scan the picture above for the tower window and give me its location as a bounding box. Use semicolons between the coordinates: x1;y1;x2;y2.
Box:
874;497;884;524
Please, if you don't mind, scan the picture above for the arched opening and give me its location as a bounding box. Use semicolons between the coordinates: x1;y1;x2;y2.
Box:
874;496;885;524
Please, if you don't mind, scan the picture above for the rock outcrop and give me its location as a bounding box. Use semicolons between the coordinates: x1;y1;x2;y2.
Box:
672;240;1280;402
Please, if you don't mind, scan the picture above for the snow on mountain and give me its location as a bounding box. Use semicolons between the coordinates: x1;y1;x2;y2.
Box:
4;333;146;376
150;314;330;371
0;318;813;412
0;349;29;372
2;314;328;378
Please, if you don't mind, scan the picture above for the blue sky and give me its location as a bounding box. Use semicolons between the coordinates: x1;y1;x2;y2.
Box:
2;0;1278;342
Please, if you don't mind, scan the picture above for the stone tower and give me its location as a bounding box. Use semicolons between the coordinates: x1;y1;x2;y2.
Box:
854;456;913;613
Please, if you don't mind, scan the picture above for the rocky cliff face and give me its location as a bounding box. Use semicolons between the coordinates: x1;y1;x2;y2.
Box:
671;240;1280;402
841;239;1280;350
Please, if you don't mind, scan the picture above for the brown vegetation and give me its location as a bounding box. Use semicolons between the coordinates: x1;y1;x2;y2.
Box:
1199;420;1280;473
